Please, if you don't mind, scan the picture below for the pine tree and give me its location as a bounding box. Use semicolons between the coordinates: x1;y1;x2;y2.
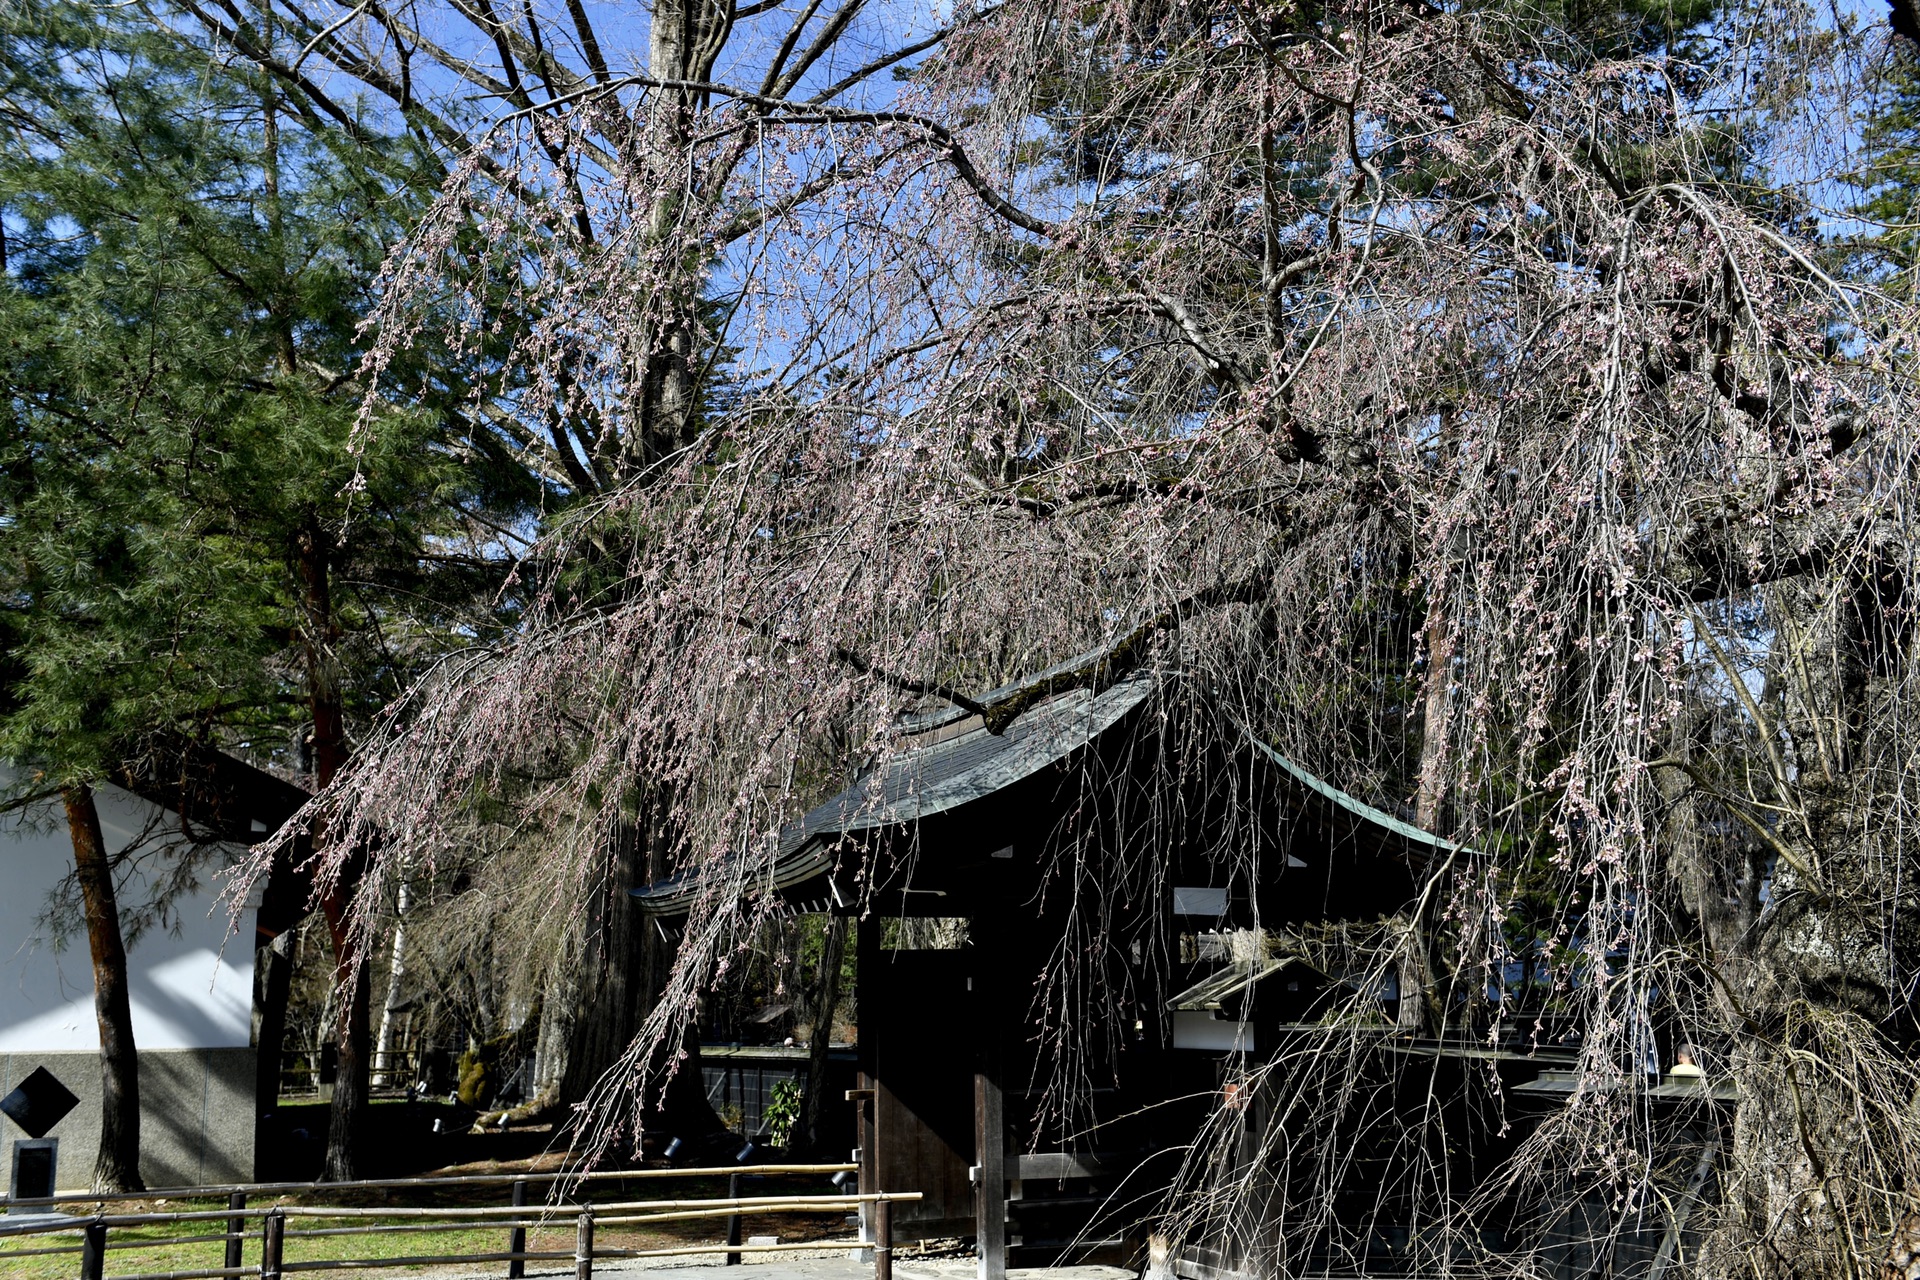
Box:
0;0;531;1182
1851;42;1920;296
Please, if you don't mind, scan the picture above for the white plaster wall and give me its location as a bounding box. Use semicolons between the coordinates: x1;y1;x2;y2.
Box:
0;767;255;1052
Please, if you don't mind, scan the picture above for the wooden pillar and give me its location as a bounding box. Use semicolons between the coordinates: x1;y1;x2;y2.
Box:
975;1068;1007;1280
855;912;880;1250
973;911;1007;1280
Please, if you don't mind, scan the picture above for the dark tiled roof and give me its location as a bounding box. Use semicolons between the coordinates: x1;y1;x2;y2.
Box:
634;672;1453;917
634;673;1157;915
778;671;1156;853
112;734;311;843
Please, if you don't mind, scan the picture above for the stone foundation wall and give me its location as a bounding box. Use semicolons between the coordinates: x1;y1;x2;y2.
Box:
1;1047;256;1190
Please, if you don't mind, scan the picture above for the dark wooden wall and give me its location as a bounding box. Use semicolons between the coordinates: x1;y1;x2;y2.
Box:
859;936;978;1239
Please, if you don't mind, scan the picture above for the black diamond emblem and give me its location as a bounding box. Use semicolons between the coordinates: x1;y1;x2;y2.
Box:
1;1067;80;1139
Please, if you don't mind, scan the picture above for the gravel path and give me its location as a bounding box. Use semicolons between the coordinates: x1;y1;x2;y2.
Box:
440;1251;1134;1280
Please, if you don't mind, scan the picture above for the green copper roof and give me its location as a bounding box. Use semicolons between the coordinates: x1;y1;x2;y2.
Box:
1243;736;1455;857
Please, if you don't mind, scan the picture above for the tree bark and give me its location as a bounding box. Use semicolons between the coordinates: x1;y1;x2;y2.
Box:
297;512;368;1181
321;931;372;1180
1414;592;1452;834
551;804;724;1143
1402;586;1453;1038
627;0;734;468
372;863;411;1087
64;783;144;1193
532;952;579;1100
557;821;647;1107
1685;575;1899;1274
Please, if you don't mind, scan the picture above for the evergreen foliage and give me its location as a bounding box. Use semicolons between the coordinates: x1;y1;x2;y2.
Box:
1853;46;1920;295
0;0;529;792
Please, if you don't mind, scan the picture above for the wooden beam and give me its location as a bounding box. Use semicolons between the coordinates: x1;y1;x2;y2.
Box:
1012;1152;1113;1181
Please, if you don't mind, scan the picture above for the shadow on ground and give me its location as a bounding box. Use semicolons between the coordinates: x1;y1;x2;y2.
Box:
257;1098;564;1182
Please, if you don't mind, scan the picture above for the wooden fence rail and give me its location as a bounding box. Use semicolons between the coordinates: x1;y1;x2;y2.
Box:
0;1164;915;1280
1;1163;861;1212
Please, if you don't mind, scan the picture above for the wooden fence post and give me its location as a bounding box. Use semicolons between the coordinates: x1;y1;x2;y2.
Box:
225;1190;247;1272
80;1218;106;1280
507;1177;528;1279
874;1196;892;1280
574;1207;594;1280
261;1208;285;1280
725;1172;742;1265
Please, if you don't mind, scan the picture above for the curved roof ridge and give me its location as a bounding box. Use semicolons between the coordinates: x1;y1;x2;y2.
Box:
635;670;1160;916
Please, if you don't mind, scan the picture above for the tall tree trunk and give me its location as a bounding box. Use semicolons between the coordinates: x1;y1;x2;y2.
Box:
64;783;144;1193
261;0;366;1171
321;930;372;1180
532;949;580;1101
553;803;723;1143
799;914;847;1155
1414;592;1452;834
627;0;734;469
1403;585;1453;1038
1414;408;1459;836
557;821;647;1107
259;1;297;379
372;863;411;1087
1686;575;1900;1274
310;965;334;1095
297;513;366;1180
